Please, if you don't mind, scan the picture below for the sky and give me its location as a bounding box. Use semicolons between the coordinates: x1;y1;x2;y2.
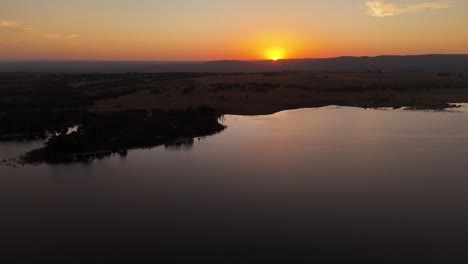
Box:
0;0;467;60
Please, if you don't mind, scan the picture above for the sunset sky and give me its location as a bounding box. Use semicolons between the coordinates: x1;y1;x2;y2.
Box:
1;0;467;60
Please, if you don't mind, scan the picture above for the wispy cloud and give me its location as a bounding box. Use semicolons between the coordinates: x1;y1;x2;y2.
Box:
45;34;80;39
0;19;18;26
3;27;37;33
366;1;454;17
1;18;81;42
0;19;38;33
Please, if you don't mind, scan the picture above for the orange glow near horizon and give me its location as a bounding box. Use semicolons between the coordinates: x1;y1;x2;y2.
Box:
1;1;467;60
235;31;310;61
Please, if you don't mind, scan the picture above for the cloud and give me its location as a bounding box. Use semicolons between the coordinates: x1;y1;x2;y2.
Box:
46;34;80;39
0;19;18;26
1;18;79;42
366;1;454;17
3;27;37;33
0;19;38;33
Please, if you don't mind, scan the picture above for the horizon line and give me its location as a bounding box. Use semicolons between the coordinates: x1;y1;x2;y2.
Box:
1;54;468;63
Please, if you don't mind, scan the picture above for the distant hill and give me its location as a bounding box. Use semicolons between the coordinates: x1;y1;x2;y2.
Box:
1;55;468;73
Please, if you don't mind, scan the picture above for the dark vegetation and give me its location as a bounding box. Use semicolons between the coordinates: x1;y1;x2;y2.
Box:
0;72;220;139
23;106;225;164
0;74;92;110
0;74;91;141
403;103;460;111
0;109;85;141
0;72;218;109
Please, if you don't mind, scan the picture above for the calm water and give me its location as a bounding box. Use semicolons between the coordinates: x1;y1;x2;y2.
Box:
1;106;468;262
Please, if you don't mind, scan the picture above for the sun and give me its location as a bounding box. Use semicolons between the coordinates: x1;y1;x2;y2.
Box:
265;47;285;61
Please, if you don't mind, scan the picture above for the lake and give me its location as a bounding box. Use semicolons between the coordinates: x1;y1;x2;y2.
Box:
1;106;468;262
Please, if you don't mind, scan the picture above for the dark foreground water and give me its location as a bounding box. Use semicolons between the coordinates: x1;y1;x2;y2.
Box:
1;106;468;263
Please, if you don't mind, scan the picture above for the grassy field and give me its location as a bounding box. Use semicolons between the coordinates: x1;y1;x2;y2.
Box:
92;71;468;115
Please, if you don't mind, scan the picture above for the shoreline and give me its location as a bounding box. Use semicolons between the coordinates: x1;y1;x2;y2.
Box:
2;102;463;165
1;71;468;164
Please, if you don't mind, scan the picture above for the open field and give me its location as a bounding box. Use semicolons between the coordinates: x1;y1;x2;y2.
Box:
93;71;468;114
2;71;468;116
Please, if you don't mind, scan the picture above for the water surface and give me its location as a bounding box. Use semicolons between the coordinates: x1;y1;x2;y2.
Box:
1;106;468;262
